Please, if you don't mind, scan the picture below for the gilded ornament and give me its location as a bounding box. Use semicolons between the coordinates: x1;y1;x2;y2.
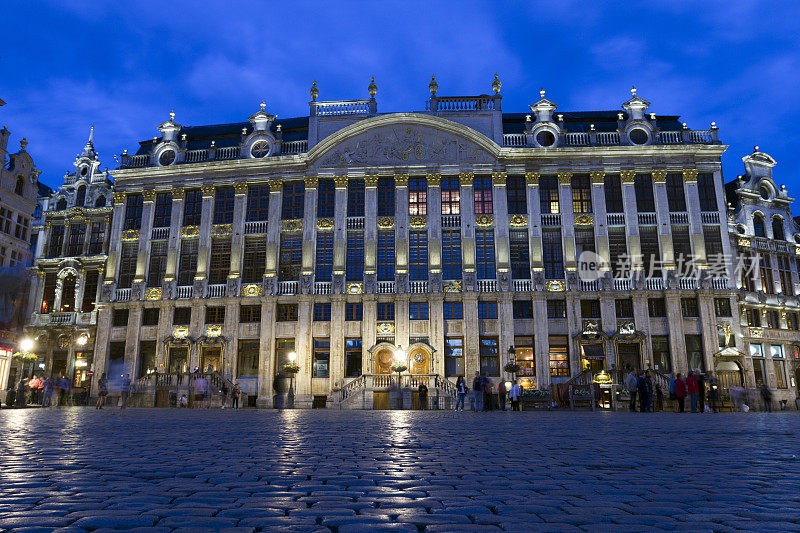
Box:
304;176;318;189
310;79;319;101
545;280;566;292
269;179;283;192
525;171;540;186
443;280;462;292
492;172;507;186
426;173;441;187
651;169;668;184
334;175;349;189
475;214;494;227
173;326;189;339
234;182;248;195
428;75;438;96
377;322;396;334
281;219;303;232
409;216;427;228
181;226;200;238
575;214;594;226
738;238;751;247
142;189;156;202
364;175;379;188
316;218;334;231
458;172;474;186
557;171;573;185
121;229;140;241
394;174;409;187
491;72;501;94
145;287;162;301
113;192;126;204
589;171;605;185
749;328;763;338
171;187;183;197
368;76;378;98
242;283;262;297
620;170;636;184
347;283;363;295
682;169;699;182
509;214;528;227
377;216;395;229
201;185;215;197
206;324;223;337
211;224;233;236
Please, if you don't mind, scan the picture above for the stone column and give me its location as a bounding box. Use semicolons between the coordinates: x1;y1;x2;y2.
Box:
621;171;641;271
526;173;543;275
557;172;576;271
156;302;172;372
498;293;514;380
329;299;346;387
228;182;248;279
665;295;687;374
459;173;476;290
632;295;651;368
264;181;283;288
427;174;442;291
82;218;93;255
395;174;409;292
195;185;215;282
125;307;143;378
61;219;71;257
590;172;608;273
463;295;479;376
566;293;580;376
652;170;674;270
683;169;707;267
600;294;616;369
697;293;718;372
90;305;112;397
532;293;550;389
224;301;239;381
256;298;276;407
164;188;184;284
105;192;127;285
296;298;313;406
333;176;348;293
364;176;378;289
492;172;510;285
428;294;445;375
362;296;377;368
134;189;156;284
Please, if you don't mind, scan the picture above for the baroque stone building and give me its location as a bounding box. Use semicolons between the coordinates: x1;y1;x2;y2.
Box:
24;128;113;389
79;77;763;408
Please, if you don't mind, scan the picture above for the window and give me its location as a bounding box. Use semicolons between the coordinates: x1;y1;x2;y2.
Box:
760;255;775;294
543;228;563;279
60;275;76;312
345;339;362;377
479;337;500;376
547;299;566;319
377;302;395;321
444;301;463;320
177;239;198;286
246;185;270;222
209;239;231;285
506;175;527;215
753;215;766;238
474;176;493;214
777;255;793;295
173;307;191;325
346;231;364;281
685;334;706;372
476;229;495;279
409;301;429;320
95;196;106;208
377;231;395;281
409;176;427;216
615;299;634;318
281;180;305;220
0;207;13;235
15;215;29;242
703;226;724;270
313;303;331;321
574;227;595;268
41;273;56;313
275;338;295;375
746;308;761;327
604;175;624;213
713;298;732;317
651;336;672;373
313;339;330;378
347;179;365;217
549;335;569;377
648;298;666;318
672;226;692;266
510;229;530;279
56;198;67;211
774;359;787;389
345;303;363;321
67;223;85;256
117;243;138;289
15;176;24;196
581;299;601;319
276;304;298;322
441;176;460;215
242;237;267;283
240;305;261;323
697;173;717;212
409;230;428;280
183;189;202;227
123;194;144;230
205;306;225;324
513;300;533;319
441;230;461;280
608;226;628;278
153;192;172;228
315;232;334;282
147;241;168;287
377;177;395;217
112;309;129;327
278;233;302;282
772;218;785;241
539;175;559;214
237;341;259;377
316;179;335;218
788;312;799;331
750;345;766;386
48;224;64;257
81;270;99;312
634;174;655;212
478;301;498;319
142;308;160;327
640;227;661;278
666;173;686;212
445;337;464;377
88;222;105;255
767;309;780;329
571;174;592;213
516;335;535;377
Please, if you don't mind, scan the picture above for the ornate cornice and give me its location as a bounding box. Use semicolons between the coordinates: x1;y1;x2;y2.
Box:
589;171;605;185
509;214;527;227
575;214;594;226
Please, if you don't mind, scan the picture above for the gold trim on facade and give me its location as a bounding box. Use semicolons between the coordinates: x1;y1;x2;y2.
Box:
589;170;605;185
334;175;348;189
620;170;636;184
347;283;363;295
557;171;573;185
683;169;699;182
211;224;233;236
377;216;395;229
426;173;441;187
364;175;379;188
316;218;334;231
181;226;200;238
377;322;395;334
394;173;409;187
651;169;668;184
409;216;427;228
113;192;126;203
142;189;156;202
201;184;215;197
206;324;223;337
121;229;140;241
242;283;262;297
475;214;494;227
525;171;540;186
281;219;303;232
304;176;318;189
234;181;248;194
509;214;528;227
269;180;283;192
546;280;566;292
173;326;189;339
459;172;474;186
491;171;507;186
444;280;462;292
145;287;162;301
575;214;594;226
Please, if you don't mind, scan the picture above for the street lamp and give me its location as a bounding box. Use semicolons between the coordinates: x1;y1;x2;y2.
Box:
19;337;34;352
504;345;519;383
287;351;297;409
391;346;408;409
75;333;89;347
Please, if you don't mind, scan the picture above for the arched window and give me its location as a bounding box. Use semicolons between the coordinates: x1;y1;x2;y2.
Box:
60;274;77;312
95;195;106;208
15;176;24;195
772;218;785;241
753;215;766;238
56;198;67;211
75;186;86;207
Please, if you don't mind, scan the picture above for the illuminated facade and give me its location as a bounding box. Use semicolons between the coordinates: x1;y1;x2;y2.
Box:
71;78;795;407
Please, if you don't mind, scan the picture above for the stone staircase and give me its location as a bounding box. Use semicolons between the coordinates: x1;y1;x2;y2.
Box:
130;372;235;408
333;373;457;410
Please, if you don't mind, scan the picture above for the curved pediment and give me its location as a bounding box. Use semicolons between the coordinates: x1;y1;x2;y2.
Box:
309;113;500;168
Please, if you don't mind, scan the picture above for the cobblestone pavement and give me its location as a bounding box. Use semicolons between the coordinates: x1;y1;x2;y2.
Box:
1;408;799;532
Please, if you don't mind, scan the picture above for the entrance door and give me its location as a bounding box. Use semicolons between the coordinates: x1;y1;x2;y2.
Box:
716;360;744;391
617;343;641;372
201;347;221;373
375;349;394;374
409;349;430;375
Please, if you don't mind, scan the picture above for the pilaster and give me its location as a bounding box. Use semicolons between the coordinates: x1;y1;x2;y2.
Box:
256;299;276;407
196;185;215;280
229;182;247;278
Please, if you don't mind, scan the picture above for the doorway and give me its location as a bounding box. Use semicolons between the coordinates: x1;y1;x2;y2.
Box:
716;360;744;391
617;343;641;372
409;349;430;375
201;347;221;373
375;349;394;374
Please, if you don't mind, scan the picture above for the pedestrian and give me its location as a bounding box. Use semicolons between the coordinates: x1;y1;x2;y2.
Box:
498;380;507;411
686;371;699;413
42;377;54;408
418;382;428;410
455;376;467;412
509;380;521;411
472;371;483;412
637;371;648;413
668;374;677;411
483;376;493;411
119;374;131;411
220;383;229;409
644;370;654;412
674;373;687;412
696;370;706;413
625;369;638;412
759;384;772;412
707;372;719;413
15;379;27;407
95;373;108;409
655;384;664;412
231;382;240;409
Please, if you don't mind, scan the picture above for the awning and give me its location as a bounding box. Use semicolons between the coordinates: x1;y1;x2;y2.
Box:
581;343;605;359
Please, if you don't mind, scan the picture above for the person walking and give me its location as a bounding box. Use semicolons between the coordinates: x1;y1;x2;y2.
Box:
119;374;131;411
626;369;638;412
707;372;719;413
455;376;467;411
509;380;521;411
760;384;773;412
231;382;240;409
696;371;707;413
686;371;699;413
498;380;507;411
668;375;677;411
674;373;687;412
637;371;648;413
472;372;483;412
418;382;428;410
95;373;108;409
644;370;654;412
483;376;493;411
42;377;54;408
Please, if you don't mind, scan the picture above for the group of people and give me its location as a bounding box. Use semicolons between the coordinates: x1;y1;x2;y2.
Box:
626;368;722;413
94;373;131;411
449;372;522;412
6;374;81;408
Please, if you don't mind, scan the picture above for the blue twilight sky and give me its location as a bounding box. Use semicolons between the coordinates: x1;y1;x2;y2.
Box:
2;1;800;196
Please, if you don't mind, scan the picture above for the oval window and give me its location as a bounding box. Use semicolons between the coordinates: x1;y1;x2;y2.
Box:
629;128;649;145
80;166;89;177
536;130;556;147
250;140;270;158
159;149;176;166
759;186;770;200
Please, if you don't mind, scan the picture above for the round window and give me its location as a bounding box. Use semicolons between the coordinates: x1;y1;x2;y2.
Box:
159;149;176;166
80;166;88;177
628;128;649;145
250;140;270;158
536;130;556;147
759;186;770;200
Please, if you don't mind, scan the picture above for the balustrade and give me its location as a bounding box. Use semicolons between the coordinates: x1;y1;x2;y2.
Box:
657;131;682;144
579;280;599;291
669;212;689;224
49;312;75;325
477;279;497;292
244;220;268;235
281;140;308;154
346;217;365;230
503;134;527;147
565;132;589;146
513;279;532;292
176;286;193;299
613;278;632;291
207;284;226;298
184;149;208;163
316;100;371;116
151;227;170;240
314;282;332;295
700;212;720;224
409;280;427;294
638;212;657;225
278;281;298;295
115;288;131;302
377;281;395;294
678;278;698;290
426;95;497;112
541;213;561;226
606;213;625;226
441;215;461;228
645;278;664;290
216;146;239;160
597;132;620;145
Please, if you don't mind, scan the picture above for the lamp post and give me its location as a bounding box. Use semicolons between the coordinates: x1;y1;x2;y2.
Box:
507;345;517;381
287;351;297;409
392;346;408;409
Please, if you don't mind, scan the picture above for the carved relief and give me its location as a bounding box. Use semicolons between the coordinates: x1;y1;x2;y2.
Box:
509;214;527;227
409;216;427;228
316;218;334;231
242;283;262;297
475;214;494;227
575;214;594;226
226;277;240;297
301;274;313;295
443;280;462;293
281;219;303;232
525;171;540;186
145;287;162;301
620;170;636;184
377;217;395;229
589;171;605;185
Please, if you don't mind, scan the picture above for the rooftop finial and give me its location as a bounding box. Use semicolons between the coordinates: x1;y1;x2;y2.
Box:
540;88;545;99
20;137;28;151
170;110;175;121
429;75;438;96
754;145;759;151
88;125;94;144
492;73;501;94
631;85;637;96
368;76;378;98
310;79;319;101
260;100;266;112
